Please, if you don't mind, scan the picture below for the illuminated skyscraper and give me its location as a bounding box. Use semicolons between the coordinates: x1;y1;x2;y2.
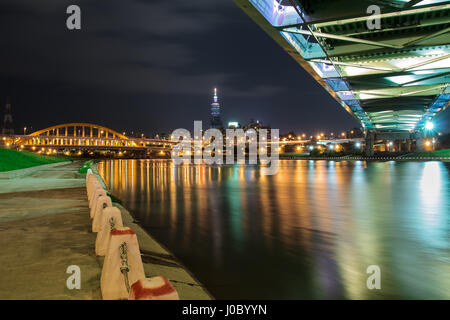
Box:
2;97;14;135
210;88;223;129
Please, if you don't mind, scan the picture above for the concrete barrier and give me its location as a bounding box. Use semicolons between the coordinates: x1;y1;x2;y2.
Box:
86;174;97;191
89;188;107;210
95;207;123;256
100;228;145;300
90;193;111;219
129;277;179;300
87;182;101;206
85;169;93;182
88;182;102;204
87;179;101;200
86;176;100;202
92;195;113;232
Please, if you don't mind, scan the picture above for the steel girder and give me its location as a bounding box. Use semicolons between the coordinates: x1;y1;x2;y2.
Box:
234;0;450;132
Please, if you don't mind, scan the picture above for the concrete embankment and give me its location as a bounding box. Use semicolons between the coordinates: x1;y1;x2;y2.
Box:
0;160;211;299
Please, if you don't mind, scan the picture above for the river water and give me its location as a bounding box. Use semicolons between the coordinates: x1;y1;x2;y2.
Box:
98;159;450;299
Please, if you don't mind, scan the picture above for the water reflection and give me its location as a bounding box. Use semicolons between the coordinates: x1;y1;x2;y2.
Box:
98;160;450;299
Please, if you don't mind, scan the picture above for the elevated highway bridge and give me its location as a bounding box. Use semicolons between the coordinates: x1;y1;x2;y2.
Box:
234;0;450;154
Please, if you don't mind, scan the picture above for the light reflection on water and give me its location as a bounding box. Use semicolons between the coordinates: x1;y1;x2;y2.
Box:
98;159;450;299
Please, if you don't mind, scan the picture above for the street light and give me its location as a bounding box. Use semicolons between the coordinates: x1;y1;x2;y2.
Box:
425;121;434;130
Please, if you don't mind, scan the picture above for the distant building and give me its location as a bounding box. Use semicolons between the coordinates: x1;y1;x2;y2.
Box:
154;133;169;140
2;97;14;135
228;121;240;129
210;88;223;129
242;119;270;132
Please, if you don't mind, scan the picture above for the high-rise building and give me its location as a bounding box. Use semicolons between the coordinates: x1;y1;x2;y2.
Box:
210;88;223;129
2;97;14;135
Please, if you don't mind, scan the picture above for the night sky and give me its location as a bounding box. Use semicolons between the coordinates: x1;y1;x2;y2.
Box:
1;0;448;136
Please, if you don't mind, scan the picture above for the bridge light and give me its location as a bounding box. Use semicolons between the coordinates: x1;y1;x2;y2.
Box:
425;121;434;131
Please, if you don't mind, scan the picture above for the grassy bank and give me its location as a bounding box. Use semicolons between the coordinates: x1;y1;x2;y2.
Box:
0;148;70;172
399;149;450;158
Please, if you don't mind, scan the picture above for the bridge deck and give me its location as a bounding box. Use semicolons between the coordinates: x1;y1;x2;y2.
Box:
235;0;450;132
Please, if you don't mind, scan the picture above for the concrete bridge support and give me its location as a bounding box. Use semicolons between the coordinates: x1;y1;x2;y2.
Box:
364;131;375;156
416;134;426;152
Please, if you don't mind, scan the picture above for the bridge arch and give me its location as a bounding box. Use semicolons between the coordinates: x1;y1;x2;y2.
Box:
29;123;128;139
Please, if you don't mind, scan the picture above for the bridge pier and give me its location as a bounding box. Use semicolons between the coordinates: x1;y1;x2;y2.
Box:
415;132;426;152
364;131;374;157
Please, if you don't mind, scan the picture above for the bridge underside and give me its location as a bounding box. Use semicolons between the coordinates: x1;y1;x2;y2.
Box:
234;0;450;133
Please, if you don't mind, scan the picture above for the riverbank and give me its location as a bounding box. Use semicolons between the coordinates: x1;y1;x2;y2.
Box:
0;148;71;172
279;148;450;161
0;160;211;299
0;161;101;299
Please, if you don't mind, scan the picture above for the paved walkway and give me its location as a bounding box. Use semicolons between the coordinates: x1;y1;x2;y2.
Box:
0;161;211;299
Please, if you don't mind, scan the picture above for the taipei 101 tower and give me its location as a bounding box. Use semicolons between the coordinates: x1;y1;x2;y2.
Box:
210;88;223;129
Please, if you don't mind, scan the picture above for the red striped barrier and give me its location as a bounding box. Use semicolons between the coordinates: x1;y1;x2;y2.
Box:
95;207;123;256
129;277;179;300
100;228;145;300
